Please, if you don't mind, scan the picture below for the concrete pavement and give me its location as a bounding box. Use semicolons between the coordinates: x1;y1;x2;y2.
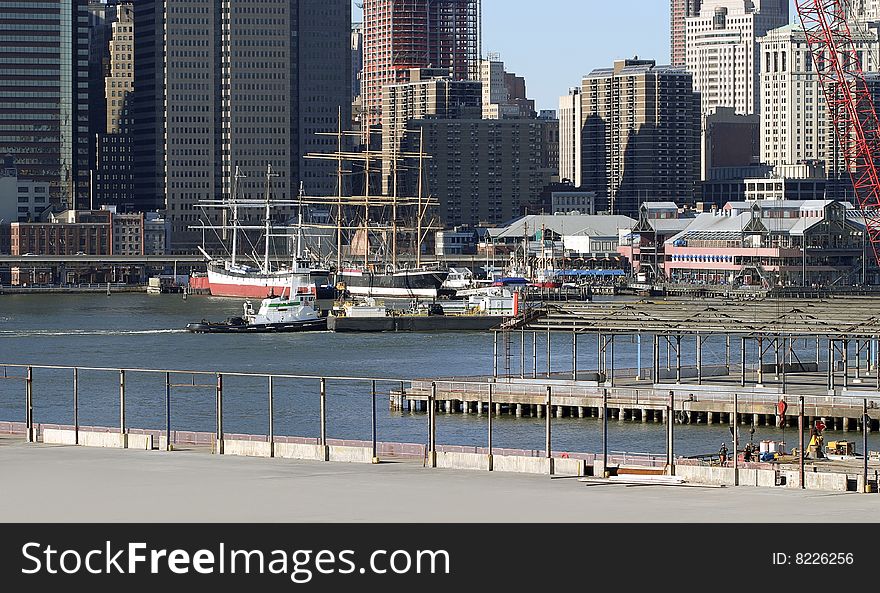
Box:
1;435;877;522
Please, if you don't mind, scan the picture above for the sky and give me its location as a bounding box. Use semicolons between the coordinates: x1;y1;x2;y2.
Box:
353;1;803;113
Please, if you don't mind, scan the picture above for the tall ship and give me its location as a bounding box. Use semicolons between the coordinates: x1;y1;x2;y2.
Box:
196;166;332;299
306;123;447;299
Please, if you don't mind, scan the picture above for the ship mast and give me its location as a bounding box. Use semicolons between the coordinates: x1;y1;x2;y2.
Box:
231;165;243;268
263;164;278;273
364;125;371;270
416;127;425;268
296;181;305;263
336;106;343;273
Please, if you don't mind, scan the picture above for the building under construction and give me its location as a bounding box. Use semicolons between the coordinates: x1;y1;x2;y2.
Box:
362;0;480;130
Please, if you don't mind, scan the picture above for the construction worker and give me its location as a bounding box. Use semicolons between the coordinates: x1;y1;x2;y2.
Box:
719;443;728;464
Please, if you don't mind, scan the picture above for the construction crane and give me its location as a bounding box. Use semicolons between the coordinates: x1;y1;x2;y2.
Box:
795;0;880;266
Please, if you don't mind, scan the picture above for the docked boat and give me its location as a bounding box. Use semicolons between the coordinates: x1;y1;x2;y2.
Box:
337;267;448;298
196;166;333;299
185;291;326;333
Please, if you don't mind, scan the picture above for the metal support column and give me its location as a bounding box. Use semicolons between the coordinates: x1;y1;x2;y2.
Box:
864;399;870;493
696;333;702;385
652;333;659;383
493;331;498;379
843;339;849;389
608;335;615;387
520;329;525;379
756;336;764;386
740;337;747;387
828;339;834;392
546;326;551;378
675;334;681;384
572;329;577;381
532;331;537;378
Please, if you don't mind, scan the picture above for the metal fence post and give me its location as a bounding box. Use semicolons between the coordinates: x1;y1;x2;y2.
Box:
733;392;739;486
799;395;805;489
864;399;869;493
428;382;436;468
371;380;379;464
667;390;675;475
119;369;126;447
546;385;553;475
602;388;608;478
320;377;328;461
165;372;171;451
73;367;79;445
487;383;494;471
268;376;275;458
25;365;33;443
215;373;223;454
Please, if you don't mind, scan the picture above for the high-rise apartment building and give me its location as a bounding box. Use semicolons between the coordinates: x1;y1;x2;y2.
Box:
133;0;351;252
759;23;880;178
361;0;480;130
581;59;701;217
0;0;90;210
401;118;555;227
381;68;481;193
559;88;582;186
671;0;701;67
686;0;788;115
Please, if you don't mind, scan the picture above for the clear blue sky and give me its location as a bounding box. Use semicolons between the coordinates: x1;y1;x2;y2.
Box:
353;1;800;112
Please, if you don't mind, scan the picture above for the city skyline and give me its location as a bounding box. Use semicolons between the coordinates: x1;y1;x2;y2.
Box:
354;1;802;112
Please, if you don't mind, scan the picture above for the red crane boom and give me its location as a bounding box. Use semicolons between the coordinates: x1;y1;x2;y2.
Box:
796;0;880;265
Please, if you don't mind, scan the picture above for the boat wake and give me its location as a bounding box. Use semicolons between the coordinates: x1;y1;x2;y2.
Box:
0;329;187;337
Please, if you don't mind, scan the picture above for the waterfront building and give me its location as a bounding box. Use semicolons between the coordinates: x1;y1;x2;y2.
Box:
581;59;701;217
662;200;868;287
0;156;52;225
686;0;788;115
143;211;167;255
9;209;112;256
559;88;582;186
0;0;91;210
133;0;351;252
671;0;702;68
362;0;480;130
617;202;694;281
758;23;880;182
101;205;143;255
401;118;555;227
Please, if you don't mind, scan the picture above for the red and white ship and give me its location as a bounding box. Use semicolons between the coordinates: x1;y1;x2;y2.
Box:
197;166;332;299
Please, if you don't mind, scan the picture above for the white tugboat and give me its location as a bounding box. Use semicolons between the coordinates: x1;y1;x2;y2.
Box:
186;289;326;333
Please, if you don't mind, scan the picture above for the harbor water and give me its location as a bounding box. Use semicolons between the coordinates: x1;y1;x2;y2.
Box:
2;293;878;458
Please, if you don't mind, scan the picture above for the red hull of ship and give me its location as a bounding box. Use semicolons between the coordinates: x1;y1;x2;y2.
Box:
208;282;314;298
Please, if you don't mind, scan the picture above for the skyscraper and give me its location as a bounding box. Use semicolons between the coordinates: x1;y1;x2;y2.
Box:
759;23;880;178
581;59;701;217
361;0;480;130
133;0;351;252
0;0;90;210
686;0;788;115
671;0;701;68
558;88;582;186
